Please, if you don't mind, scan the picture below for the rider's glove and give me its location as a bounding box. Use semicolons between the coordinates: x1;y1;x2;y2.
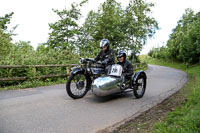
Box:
101;59;108;65
101;60;107;65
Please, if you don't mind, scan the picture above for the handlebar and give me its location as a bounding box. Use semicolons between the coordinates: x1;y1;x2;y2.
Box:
85;58;96;62
80;58;97;63
80;58;103;65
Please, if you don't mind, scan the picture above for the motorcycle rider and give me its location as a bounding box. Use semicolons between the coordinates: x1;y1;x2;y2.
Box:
95;39;115;73
117;51;133;82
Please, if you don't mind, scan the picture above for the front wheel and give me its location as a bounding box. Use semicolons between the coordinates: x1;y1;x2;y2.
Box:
133;73;146;99
66;73;90;99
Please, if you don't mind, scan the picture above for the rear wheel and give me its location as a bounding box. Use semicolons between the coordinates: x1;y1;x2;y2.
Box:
66;73;90;99
133;73;146;98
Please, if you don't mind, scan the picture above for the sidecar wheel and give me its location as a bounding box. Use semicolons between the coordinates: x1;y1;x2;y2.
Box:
133;73;146;99
66;73;89;99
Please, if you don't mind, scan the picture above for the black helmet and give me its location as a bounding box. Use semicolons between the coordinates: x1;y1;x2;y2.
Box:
100;39;109;48
117;51;126;60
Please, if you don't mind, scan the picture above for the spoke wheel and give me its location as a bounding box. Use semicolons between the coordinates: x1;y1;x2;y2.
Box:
133;73;146;98
66;73;89;99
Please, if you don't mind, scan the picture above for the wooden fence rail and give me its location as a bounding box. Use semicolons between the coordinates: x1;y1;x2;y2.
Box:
0;64;78;68
0;62;147;81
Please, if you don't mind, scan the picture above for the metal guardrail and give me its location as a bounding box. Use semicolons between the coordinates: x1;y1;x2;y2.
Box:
0;62;147;81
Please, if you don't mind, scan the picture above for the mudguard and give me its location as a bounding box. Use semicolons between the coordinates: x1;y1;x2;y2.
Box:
71;67;85;75
132;70;147;85
70;67;92;88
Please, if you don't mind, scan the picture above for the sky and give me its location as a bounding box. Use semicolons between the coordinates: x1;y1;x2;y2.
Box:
1;0;200;54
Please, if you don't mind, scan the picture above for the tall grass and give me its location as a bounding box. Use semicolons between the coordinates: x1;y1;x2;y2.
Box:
140;55;200;133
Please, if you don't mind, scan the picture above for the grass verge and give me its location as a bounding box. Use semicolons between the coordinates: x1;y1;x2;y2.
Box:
0;78;67;91
115;55;200;133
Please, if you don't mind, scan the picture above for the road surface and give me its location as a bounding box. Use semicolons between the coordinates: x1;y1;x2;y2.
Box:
0;65;187;133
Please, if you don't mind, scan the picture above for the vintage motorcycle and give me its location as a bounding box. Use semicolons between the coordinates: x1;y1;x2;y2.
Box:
66;58;147;99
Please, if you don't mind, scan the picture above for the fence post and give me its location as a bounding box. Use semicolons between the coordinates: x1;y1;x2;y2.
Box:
66;67;70;75
32;67;37;78
186;62;188;68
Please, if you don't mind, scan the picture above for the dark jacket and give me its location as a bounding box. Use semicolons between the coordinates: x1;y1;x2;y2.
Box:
95;48;115;66
117;60;133;79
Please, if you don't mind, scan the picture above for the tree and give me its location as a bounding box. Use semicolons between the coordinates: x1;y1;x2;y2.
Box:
149;8;200;64
78;0;125;56
0;12;14;31
46;0;158;58
80;0;158;57
123;0;158;60
167;8;200;63
46;3;81;51
0;12;15;59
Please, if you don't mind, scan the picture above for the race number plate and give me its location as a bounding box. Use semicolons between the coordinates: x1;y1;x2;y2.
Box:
109;64;123;77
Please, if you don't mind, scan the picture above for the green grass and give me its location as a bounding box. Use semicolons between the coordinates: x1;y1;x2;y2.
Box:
140;55;200;133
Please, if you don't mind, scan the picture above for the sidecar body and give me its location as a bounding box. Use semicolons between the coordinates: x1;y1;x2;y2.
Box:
92;76;122;96
91;64;123;96
91;64;147;97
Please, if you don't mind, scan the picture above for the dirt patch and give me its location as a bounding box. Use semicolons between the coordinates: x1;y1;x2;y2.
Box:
98;75;193;133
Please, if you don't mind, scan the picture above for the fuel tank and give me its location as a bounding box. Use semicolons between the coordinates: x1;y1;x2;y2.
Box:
91;76;122;97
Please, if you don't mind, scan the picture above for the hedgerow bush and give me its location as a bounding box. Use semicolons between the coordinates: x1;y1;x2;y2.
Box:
0;41;80;87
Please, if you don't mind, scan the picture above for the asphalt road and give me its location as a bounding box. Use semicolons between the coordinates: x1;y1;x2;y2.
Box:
0;65;187;133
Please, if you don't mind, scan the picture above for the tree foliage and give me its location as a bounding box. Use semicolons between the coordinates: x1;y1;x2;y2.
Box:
0;12;14;31
46;3;81;51
148;46;168;59
123;0;158;60
77;0;125;57
0;12;15;59
149;8;200;64
46;0;158;58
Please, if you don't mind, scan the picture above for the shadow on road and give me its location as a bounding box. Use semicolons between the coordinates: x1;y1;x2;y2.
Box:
85;92;135;103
